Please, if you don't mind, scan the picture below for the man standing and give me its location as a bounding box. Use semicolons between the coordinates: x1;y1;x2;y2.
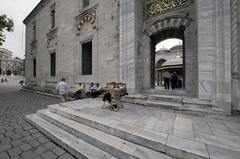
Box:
171;72;178;90
56;78;69;102
162;71;171;90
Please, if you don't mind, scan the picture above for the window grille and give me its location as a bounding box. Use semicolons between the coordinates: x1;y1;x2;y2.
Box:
50;53;56;76
82;41;92;75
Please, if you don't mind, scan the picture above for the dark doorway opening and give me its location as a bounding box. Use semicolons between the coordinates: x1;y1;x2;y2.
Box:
7;70;12;76
13;70;18;76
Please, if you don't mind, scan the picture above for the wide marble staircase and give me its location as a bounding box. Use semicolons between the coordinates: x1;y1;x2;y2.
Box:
25;99;215;159
26;99;240;159
26;104;173;159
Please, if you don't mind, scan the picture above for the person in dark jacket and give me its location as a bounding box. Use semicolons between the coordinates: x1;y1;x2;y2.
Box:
171;72;178;90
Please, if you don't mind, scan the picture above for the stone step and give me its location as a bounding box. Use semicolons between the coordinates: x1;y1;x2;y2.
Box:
183;98;213;114
37;109;174;159
148;94;183;103
145;100;183;110
123;96;213;114
25;114;117;159
148;89;183;96
47;105;210;159
122;95;147;105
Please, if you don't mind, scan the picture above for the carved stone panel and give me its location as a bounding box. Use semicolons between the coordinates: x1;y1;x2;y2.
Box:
46;27;58;48
145;0;191;18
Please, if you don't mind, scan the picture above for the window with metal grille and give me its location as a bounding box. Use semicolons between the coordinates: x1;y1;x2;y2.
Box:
51;9;55;28
50;53;56;76
82;41;92;75
33;58;36;77
33;21;36;40
83;0;89;8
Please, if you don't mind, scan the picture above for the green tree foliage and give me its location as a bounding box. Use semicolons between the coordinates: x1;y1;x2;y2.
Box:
0;14;14;46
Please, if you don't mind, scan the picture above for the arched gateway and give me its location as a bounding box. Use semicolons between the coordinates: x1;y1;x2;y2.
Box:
119;0;235;114
144;1;195;94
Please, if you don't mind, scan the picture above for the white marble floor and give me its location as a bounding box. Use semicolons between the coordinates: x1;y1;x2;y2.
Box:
61;98;240;154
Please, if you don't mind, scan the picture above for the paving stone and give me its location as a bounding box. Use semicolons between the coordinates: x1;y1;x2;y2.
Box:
37;136;49;144
5;131;15;137
7;147;22;157
41;151;57;159
19;131;31;137
14;129;23;134
0;129;5;133
52;146;65;156
44;141;56;150
22;136;34;142
58;153;76;159
21;150;38;159
29;140;40;147
0;152;9;159
23;126;34;131
29;129;39;134
20;144;32;151
11;139;23;147
32;132;43;139
14;125;22;130
10;134;22;140
11;155;21;159
0;143;12;152
35;146;47;154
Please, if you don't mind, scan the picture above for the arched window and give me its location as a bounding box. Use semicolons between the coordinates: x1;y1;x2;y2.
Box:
83;0;89;8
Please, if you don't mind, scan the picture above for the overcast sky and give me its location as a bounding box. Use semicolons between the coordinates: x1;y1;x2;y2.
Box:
0;0;181;59
156;38;182;51
0;0;40;59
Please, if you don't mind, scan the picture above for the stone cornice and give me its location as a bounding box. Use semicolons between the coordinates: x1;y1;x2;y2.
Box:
75;5;98;35
23;0;50;24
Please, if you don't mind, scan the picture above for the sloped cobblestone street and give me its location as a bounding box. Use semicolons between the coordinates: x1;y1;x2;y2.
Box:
0;80;76;159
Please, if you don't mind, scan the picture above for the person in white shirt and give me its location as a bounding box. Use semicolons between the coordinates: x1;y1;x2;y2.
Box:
56;78;69;102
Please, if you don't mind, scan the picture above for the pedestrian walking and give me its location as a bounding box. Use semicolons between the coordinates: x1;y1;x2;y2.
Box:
56;78;69;102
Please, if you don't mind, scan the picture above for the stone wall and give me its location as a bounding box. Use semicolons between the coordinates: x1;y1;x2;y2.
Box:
25;0;120;89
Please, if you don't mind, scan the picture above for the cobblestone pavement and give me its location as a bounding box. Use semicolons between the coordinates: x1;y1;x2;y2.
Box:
0;80;76;159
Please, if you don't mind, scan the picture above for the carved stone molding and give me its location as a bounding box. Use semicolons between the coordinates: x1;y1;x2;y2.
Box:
30;40;37;53
46;27;58;48
49;2;56;11
75;5;97;35
146;16;192;36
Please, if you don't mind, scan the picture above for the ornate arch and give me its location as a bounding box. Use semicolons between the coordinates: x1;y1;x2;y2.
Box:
75;5;97;35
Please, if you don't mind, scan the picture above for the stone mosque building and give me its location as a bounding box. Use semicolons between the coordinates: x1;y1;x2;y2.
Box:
24;0;240;114
0;48;24;77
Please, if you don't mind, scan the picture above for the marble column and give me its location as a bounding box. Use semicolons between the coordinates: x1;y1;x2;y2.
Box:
197;0;232;113
119;0;144;94
231;0;240;111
